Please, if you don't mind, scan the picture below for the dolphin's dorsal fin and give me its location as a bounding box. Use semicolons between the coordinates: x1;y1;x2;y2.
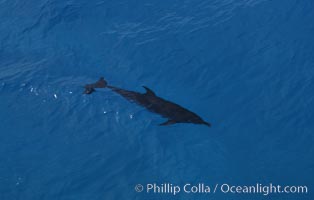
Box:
143;86;156;96
159;119;176;126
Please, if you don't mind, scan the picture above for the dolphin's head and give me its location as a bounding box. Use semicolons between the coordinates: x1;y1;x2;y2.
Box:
197;120;211;127
188;115;211;127
201;121;211;127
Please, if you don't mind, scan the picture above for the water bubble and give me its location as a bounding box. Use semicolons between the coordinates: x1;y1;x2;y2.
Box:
16;177;22;186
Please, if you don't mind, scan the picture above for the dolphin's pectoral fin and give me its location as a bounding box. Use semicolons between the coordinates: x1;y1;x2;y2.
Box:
142;86;156;96
159;119;177;126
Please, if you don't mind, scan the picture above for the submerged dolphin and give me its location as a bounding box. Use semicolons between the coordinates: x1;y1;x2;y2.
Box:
84;77;210;127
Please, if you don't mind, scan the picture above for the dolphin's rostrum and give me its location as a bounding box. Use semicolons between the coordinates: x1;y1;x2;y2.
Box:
84;77;211;127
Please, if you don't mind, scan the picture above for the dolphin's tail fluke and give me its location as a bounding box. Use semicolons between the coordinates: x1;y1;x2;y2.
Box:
84;77;107;94
95;77;107;88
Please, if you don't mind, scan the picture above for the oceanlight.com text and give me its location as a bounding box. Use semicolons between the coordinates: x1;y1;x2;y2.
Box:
134;183;308;196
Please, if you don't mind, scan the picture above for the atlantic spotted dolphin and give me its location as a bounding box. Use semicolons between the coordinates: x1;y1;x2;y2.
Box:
84;77;210;126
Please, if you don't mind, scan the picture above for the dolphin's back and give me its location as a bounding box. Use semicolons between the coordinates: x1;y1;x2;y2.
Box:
84;78;210;126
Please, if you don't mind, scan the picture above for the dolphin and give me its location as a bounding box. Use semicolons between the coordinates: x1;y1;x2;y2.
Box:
84;77;211;127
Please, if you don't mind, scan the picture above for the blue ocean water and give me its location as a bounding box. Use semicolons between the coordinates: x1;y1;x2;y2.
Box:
1;0;314;199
